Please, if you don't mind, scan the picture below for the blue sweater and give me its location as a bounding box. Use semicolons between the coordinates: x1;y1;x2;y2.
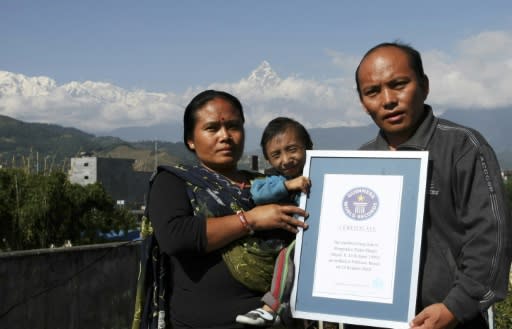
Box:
250;175;297;205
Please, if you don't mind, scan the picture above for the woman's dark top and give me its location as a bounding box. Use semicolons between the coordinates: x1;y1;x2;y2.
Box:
149;170;263;329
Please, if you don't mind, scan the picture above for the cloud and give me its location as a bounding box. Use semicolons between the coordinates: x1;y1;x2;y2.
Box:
0;72;188;132
424;30;512;110
210;61;366;130
325;48;360;75
0;30;511;135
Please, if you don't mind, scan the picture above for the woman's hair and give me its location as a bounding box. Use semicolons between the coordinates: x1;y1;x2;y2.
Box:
260;117;313;159
183;90;245;151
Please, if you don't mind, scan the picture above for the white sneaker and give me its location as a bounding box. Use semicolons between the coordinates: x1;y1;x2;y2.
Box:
236;308;276;327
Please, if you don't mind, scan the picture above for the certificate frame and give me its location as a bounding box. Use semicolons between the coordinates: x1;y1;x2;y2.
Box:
291;150;428;329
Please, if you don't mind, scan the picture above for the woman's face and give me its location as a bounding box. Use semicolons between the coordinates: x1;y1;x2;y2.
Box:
186;97;245;173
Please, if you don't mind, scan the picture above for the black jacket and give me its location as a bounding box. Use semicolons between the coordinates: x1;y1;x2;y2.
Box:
360;106;511;325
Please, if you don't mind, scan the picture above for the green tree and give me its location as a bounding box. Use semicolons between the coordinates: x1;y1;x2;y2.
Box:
0;168;138;251
0;168;21;250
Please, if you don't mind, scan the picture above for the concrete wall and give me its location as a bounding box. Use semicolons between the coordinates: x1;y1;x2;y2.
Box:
0;241;141;329
69;157;98;185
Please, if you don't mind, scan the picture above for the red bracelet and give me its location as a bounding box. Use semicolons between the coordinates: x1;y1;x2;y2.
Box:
236;210;254;235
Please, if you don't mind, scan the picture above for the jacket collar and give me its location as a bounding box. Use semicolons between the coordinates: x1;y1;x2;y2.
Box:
374;105;438;150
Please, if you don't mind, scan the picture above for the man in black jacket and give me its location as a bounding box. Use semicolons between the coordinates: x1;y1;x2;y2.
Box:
350;42;511;329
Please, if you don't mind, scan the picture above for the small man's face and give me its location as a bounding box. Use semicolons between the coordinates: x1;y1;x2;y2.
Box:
265;127;307;178
357;46;429;148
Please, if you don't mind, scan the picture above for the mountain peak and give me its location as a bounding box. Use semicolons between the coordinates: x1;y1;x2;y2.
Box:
0;71;57;96
247;61;281;87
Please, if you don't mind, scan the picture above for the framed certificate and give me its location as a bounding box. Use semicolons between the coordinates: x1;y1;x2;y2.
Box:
291;150;428;329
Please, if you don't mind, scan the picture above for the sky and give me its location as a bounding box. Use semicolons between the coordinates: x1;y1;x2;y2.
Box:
1;0;512;140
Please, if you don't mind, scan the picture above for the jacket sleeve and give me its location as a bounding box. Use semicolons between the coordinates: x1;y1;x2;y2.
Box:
443;142;511;323
250;175;289;205
148;170;207;255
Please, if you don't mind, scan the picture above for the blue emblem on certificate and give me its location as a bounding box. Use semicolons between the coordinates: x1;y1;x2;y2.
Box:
343;187;379;220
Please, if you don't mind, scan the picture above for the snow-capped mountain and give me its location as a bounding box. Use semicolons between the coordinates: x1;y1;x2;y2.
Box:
0;70;181;133
0;71;134;103
0;71;56;96
62;81;124;101
0;62;283;101
246;61;281;88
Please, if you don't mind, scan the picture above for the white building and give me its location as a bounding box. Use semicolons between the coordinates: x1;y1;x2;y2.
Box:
69;156;152;206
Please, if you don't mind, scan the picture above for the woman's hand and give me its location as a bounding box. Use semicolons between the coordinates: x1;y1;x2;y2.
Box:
205;204;308;252
244;204;309;233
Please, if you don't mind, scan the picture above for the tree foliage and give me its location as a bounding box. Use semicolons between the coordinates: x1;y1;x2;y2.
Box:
0;168;138;251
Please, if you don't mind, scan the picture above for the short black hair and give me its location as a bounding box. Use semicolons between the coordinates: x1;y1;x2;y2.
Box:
355;41;426;100
260;117;313;160
183;90;245;151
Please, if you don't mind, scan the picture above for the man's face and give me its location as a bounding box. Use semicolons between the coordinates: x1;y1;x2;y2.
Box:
357;46;429;148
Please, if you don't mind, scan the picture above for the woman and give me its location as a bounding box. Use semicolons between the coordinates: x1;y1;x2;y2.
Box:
138;90;308;329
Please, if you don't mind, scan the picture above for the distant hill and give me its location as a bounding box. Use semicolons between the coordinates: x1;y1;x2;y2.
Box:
1;108;511;171
106;122;183;144
100;107;512;152
250;108;512;169
0;115;195;171
440;107;512;152
307;108;512;153
105;124;269;154
309;125;377;150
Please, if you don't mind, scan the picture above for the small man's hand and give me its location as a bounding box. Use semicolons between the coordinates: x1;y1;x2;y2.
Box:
284;176;311;194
